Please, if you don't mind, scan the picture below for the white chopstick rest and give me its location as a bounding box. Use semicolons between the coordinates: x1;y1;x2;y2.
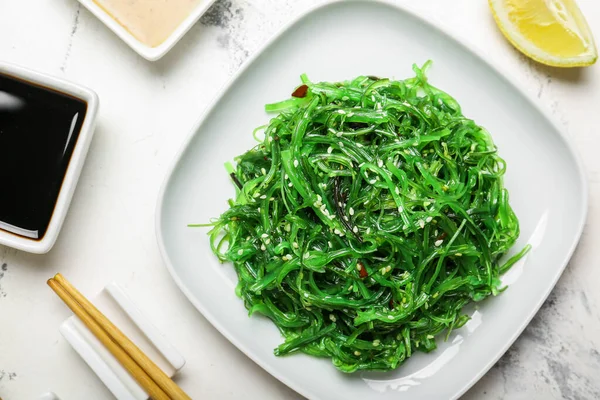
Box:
59;283;185;400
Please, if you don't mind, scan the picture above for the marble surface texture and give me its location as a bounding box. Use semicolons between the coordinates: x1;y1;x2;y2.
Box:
1;0;599;399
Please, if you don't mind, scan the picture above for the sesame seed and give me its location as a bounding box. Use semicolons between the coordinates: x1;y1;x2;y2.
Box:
305;306;312;311
334;228;341;235
261;233;269;238
427;335;434;339
343;216;349;221
386;266;392;272
419;219;425;229
304;293;309;298
338;201;343;207
284;223;291;232
253;192;260;198
342;96;349;101
288;182;293;187
372;339;380;347
434;229;438;236
435;239;443;247
348;285;353;291
329;314;337;322
377;160;383;168
369;179;376;184
260;195;267;199
395;187;400;195
257;208;261;212
338;109;346;115
356;143;363;148
265;238;271;244
349;207;355;215
388;315;394;320
293;242;299;248
380;268;386;274
432;292;439;298
237;249;243;255
354;351;361;356
293;159;299;168
327;146;333;154
261;168;266;175
260;244;266;251
366;228;371;234
356;263;363;271
336;132;343;137
456;253;463;257
284;174;289;180
353;226;358;233
398;206;404;213
426;216;433;223
424;201;431;207
328;128;336;134
338;141;344;147
269;197;275;201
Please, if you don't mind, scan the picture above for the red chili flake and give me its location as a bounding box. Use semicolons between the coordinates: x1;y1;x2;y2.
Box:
436;232;448;241
263;156;269;161
291;84;309;98
389;299;394;308
359;266;368;279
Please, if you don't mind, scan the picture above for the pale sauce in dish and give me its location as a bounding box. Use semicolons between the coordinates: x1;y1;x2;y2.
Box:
93;0;203;47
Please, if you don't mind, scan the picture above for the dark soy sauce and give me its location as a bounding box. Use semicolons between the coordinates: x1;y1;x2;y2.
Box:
0;73;87;240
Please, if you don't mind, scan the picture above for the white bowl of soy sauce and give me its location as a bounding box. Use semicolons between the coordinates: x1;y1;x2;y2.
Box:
0;62;99;253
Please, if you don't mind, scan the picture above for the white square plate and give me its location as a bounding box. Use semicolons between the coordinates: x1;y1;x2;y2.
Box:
156;1;587;398
77;0;218;61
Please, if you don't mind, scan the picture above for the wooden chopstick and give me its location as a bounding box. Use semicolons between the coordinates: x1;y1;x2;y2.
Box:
48;274;191;400
47;278;169;400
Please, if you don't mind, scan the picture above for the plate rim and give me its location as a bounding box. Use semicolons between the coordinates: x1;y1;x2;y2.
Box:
155;0;589;398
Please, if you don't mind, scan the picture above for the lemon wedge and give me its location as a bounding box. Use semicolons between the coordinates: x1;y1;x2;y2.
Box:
489;0;597;67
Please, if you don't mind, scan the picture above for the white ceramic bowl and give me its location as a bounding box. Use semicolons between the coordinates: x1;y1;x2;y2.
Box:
0;62;99;254
76;0;218;61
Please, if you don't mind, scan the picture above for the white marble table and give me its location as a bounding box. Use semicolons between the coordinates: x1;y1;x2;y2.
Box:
1;0;599;399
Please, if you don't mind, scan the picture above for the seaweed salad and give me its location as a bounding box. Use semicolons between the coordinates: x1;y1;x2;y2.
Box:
196;62;529;372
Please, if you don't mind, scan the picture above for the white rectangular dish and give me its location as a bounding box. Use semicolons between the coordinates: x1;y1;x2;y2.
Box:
156;1;587;399
76;0;218;61
0;62;98;254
